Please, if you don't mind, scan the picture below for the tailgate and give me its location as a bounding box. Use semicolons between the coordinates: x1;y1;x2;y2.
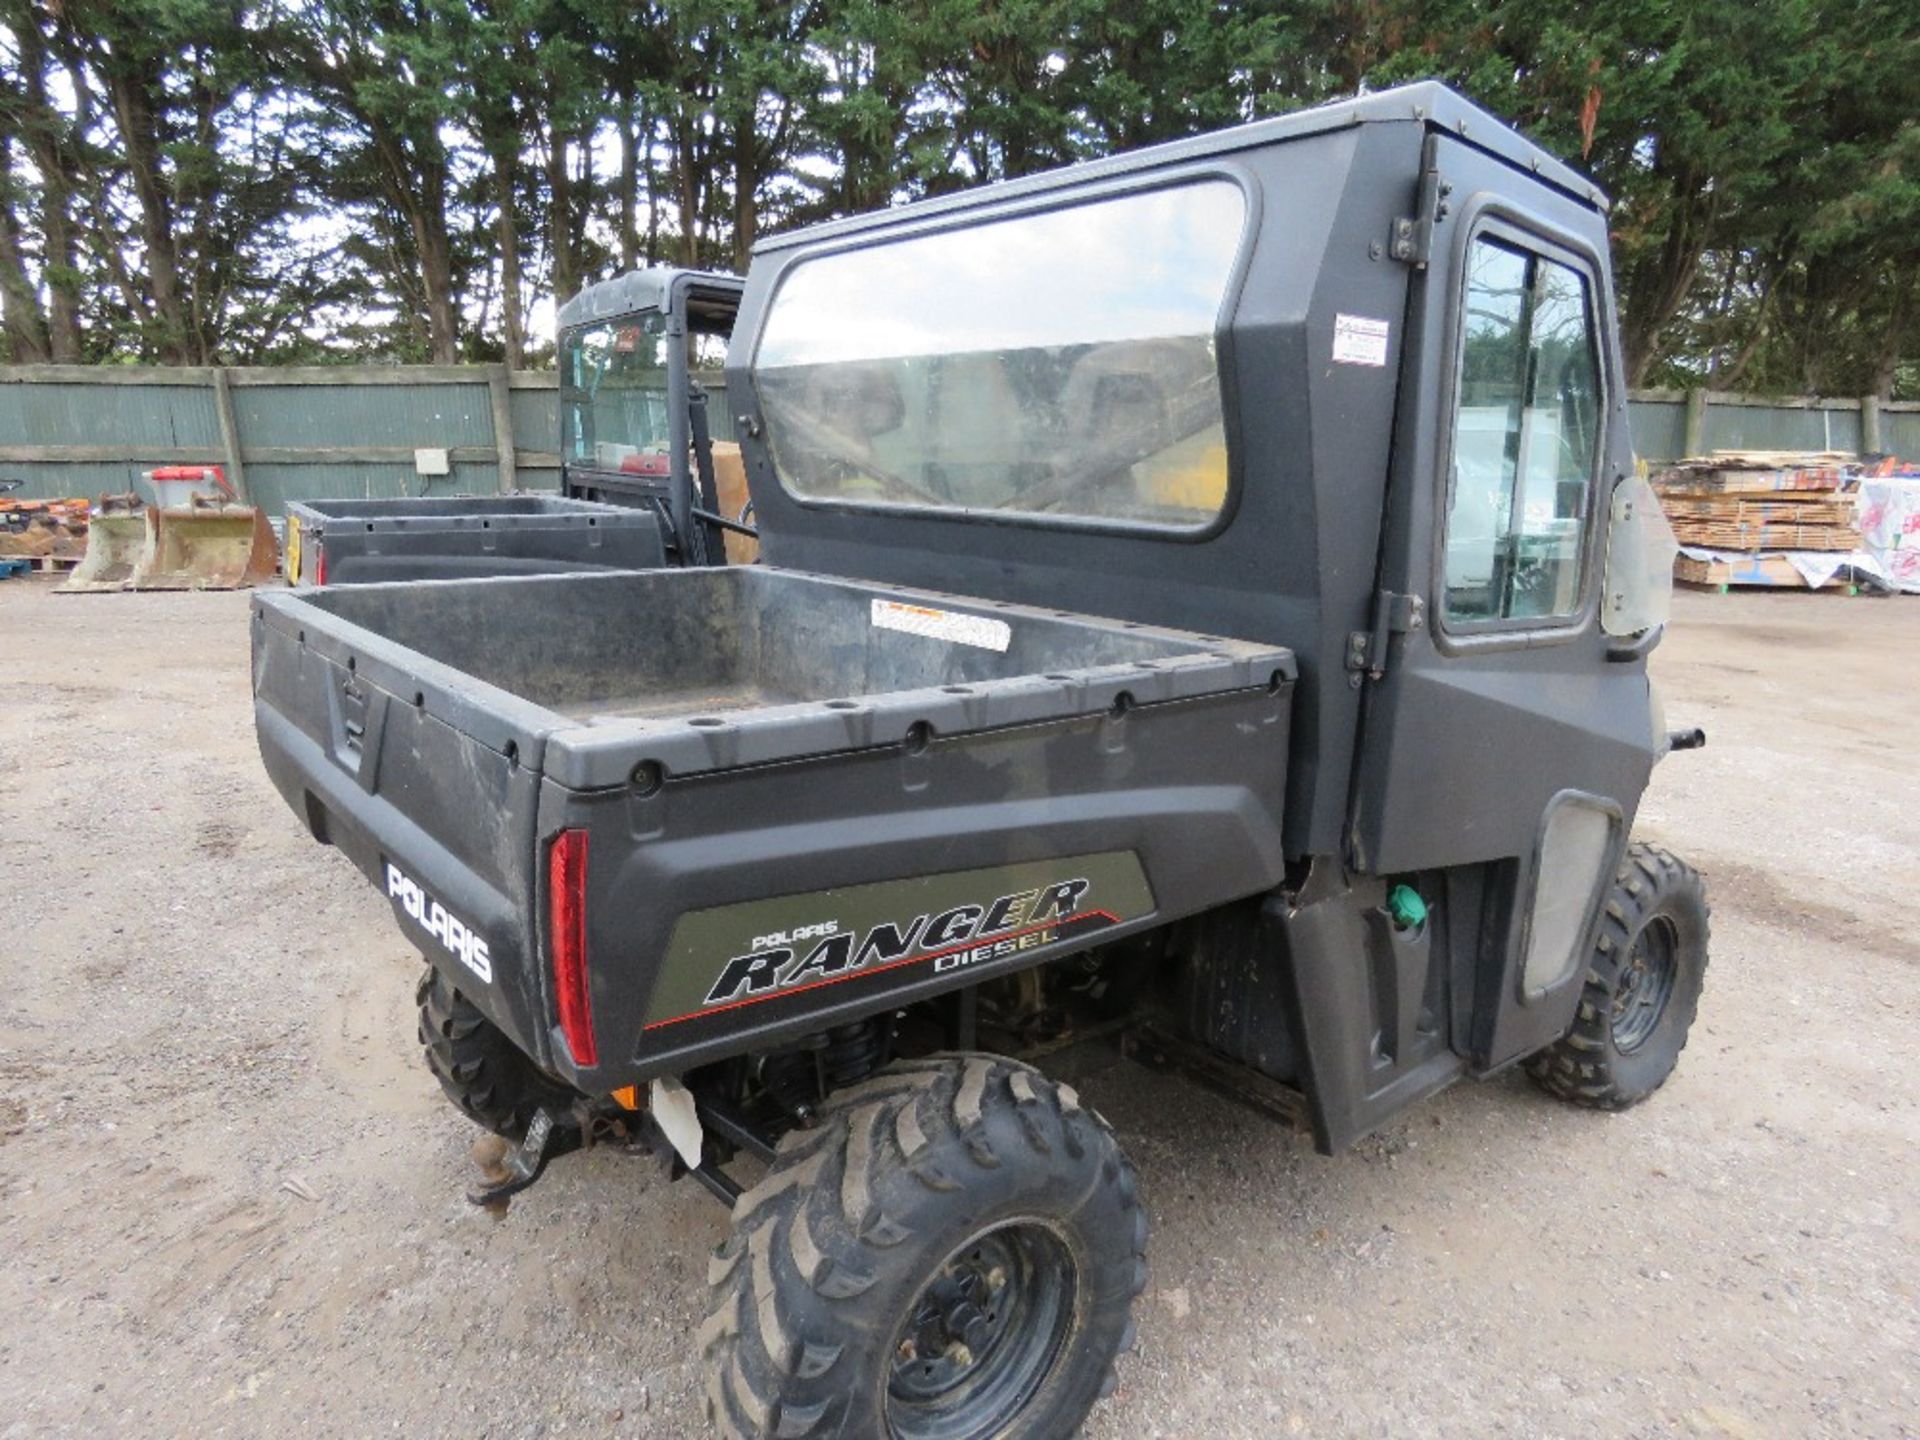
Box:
250;597;560;1065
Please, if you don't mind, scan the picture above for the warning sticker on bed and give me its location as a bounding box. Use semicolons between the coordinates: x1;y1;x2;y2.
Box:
1332;313;1391;367
871;598;1012;652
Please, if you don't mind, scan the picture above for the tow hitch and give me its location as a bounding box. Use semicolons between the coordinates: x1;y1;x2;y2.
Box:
464;1093;759;1212
467;1108;584;1210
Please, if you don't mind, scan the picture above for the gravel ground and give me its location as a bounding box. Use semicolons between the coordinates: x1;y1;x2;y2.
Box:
0;578;1915;1439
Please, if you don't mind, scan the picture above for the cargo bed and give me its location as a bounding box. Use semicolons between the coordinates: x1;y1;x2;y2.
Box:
285;494;665;587
252;566;1296;1087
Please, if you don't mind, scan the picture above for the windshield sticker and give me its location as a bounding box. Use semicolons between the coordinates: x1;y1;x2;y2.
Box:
871;598;1012;652
1332;313;1391;367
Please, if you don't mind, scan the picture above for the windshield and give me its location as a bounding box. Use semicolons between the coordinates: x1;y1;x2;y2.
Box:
562;312;672;476
752;180;1246;529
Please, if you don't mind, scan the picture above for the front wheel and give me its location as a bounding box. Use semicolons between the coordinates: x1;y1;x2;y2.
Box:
701;1053;1147;1439
1528;843;1711;1110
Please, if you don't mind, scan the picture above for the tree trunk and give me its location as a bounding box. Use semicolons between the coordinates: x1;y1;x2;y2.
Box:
1620;167;1716;386
414;209;459;364
1870;273;1915;401
14;10;82;360
493;150;524;368
546;122;578;303
105;55;192;364
645;146;661;266
732;122;758;271
0;135;53;364
181;54;222;364
39;180;83;363
673;113;700;267
1709;265;1777;392
1623;225;1707;386
397;183;459;363
618;83;640;272
55;17;132;353
369;124;459;363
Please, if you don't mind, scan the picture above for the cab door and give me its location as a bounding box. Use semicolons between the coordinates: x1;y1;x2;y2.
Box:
1347;135;1655;1068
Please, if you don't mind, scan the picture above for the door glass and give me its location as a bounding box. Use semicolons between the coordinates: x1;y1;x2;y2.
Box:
1444;238;1600;624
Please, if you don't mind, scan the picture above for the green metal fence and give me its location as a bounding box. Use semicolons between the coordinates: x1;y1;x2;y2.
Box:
0;364;1907;517
0;365;545;514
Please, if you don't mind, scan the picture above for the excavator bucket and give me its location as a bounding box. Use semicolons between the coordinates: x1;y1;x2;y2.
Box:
59;494;150;592
129;497;280;590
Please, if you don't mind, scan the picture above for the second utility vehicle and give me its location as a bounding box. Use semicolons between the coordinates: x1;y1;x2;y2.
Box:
285;267;745;586
252;82;1706;1440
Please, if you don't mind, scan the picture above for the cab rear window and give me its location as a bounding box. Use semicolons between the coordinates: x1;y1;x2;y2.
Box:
752;180;1246;530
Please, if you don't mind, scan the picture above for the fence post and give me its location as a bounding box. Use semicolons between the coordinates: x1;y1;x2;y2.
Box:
488;364;517;493
1682;388;1708;458
1861;394;1882;456
211;367;250;503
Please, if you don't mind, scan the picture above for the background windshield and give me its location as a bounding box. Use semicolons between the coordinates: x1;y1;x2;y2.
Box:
752;180;1246;529
562;313;672;475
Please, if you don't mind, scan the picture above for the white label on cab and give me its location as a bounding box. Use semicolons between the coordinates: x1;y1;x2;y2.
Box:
870;598;1012;653
1332;314;1391;367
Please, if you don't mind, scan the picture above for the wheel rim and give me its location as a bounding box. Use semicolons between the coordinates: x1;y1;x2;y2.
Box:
1611;914;1679;1053
885;1220;1077;1440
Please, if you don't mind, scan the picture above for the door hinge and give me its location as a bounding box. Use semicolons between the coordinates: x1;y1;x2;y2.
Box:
1389;134;1448;269
1347;590;1425;679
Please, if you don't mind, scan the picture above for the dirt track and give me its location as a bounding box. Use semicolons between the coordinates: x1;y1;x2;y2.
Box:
1;579;1915;1439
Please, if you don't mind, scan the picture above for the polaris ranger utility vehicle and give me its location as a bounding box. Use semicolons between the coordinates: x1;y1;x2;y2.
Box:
251;81;1706;1440
285;267;746;586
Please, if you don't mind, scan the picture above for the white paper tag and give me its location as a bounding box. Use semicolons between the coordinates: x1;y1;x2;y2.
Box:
1332;313;1390;367
649;1076;704;1168
871;598;1011;652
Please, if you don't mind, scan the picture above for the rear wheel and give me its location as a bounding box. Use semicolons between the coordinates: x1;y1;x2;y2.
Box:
701;1053;1147;1439
1528;843;1710;1110
416;965;573;1139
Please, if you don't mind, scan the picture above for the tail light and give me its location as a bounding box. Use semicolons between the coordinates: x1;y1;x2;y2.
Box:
313;545;328;587
547;828;596;1066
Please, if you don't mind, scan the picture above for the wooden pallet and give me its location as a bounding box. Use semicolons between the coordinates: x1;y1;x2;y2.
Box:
1655;450;1856;498
1675;553;1855;592
1669;521;1859;552
1658;495;1857;524
1658;470;1847;497
29;552;82;572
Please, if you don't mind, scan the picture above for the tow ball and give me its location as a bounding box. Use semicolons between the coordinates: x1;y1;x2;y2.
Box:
467;1108;585;1210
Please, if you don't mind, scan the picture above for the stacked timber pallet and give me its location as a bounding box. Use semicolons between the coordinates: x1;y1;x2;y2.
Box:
0;495;90;572
1654;451;1864;590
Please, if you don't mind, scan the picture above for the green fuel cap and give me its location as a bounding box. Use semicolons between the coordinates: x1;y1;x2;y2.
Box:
1386;883;1428;932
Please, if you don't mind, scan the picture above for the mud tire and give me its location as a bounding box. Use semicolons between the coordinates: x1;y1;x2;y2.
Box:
416;965;573;1139
1528;843;1710;1111
701;1053;1147;1439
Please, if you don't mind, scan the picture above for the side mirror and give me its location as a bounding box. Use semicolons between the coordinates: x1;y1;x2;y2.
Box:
1600;472;1678;640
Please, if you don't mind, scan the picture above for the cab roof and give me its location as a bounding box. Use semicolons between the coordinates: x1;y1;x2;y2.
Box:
555;266;743;334
754;80;1605;257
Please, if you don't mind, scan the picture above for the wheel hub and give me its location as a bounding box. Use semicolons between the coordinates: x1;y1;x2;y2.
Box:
1611;915;1679;1053
887;1222;1076;1440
